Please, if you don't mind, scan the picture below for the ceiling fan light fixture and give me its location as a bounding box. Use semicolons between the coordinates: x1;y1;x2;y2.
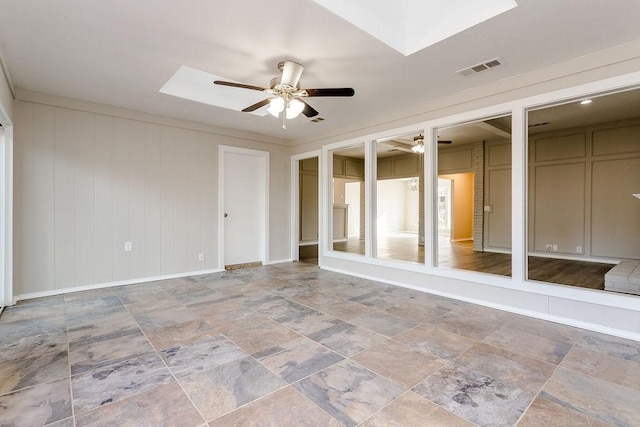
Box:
267;97;285;117
286;98;305;119
411;143;424;153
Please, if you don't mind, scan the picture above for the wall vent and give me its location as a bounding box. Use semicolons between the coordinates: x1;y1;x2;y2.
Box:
456;58;503;76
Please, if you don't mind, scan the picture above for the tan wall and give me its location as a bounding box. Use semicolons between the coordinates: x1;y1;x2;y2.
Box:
484;140;512;251
13;98;291;296
529;119;640;259
440;172;474;241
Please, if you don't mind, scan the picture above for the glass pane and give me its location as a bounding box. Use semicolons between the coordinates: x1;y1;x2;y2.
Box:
331;144;365;255
436;115;512;277
374;131;424;264
527;88;640;292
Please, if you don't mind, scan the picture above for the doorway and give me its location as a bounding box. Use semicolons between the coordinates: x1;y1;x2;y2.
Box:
219;146;269;269
437;178;453;238
297;155;320;264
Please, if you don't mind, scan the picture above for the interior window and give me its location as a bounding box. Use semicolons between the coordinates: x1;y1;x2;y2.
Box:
435;115;513;277
373;131;424;264
331;144;366;255
526;88;640;292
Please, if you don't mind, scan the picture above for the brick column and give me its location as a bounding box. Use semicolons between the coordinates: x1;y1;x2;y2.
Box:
473;141;485;251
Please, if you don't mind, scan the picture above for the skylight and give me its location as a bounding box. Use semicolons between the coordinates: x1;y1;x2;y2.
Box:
312;0;517;56
159;66;269;116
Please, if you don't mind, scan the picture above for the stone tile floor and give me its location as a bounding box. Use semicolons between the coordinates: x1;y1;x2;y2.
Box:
1;262;639;426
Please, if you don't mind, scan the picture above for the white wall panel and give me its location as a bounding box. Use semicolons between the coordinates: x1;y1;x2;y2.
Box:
73;110;95;287
14;102;56;294
144;125;162;277
13;99;289;296
54;108;78;289
159;126;176;275
187;131;202;272
606;307;640;334
174;128;190;273
201;134;217;269
94;115;114;284
129;121;150;279
111;119;131;282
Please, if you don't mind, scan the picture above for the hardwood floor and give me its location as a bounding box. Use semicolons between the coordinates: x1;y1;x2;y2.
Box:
304;235;614;291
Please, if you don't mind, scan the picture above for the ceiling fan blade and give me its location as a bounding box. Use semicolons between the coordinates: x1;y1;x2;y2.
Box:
281;61;304;88
242;98;270;112
214;80;267;92
438;140;453;144
304;88;355;97
300;99;319;118
378;141;414;154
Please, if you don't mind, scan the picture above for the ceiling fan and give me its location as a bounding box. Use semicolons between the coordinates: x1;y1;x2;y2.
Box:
380;134;453;154
214;60;355;129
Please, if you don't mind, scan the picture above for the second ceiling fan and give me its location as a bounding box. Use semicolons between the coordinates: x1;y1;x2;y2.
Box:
214;60;355;129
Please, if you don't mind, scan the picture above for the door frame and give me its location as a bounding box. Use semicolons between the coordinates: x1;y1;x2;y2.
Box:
290;150;321;262
218;145;269;269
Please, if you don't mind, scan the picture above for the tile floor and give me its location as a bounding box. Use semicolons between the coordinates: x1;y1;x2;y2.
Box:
1;262;639;426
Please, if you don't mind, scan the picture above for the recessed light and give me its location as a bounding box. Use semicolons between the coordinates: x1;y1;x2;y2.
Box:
580;99;592;105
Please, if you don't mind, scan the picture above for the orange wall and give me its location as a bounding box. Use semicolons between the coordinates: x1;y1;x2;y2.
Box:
439;172;474;241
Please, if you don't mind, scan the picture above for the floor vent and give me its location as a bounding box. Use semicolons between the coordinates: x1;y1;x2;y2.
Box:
456;58;503;76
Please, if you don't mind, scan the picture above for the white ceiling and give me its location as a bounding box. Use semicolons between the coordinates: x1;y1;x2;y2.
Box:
1;0;640;141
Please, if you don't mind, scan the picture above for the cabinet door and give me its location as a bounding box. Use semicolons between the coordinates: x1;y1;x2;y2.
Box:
300;172;319;241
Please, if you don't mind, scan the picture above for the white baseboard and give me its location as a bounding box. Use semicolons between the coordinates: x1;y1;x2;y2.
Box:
483;247;512;254
528;251;618;264
264;258;293;265
13;268;223;303
319;264;640;342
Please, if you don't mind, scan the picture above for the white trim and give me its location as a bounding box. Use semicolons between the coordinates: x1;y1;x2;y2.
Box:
318;70;640;338
483;248;512;255
14;268;223;302
218;145;270;268
264;258;293;266
529;252;618;264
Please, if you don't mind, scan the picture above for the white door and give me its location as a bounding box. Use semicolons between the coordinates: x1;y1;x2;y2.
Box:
221;147;268;267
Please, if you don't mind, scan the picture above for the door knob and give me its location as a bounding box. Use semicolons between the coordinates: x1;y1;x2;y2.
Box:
224;213;228;218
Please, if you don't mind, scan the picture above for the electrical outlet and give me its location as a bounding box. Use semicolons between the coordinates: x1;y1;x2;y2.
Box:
576;246;582;253
198;253;204;262
552;244;558;251
124;241;132;252
545;244;552;251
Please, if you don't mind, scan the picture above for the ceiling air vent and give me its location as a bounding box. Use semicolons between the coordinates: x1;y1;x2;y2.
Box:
456;58;503;76
528;121;549;128
310;117;325;123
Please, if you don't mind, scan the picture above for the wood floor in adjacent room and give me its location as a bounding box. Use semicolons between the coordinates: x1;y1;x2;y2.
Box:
313;235;614;291
1;263;639;426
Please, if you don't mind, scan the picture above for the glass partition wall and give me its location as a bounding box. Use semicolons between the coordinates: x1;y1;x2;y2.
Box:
526;88;640;291
374;131;424;264
331;144;366;255
435;115;513;277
